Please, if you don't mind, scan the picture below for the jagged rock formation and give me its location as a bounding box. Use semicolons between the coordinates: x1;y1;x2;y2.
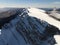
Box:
0;8;60;45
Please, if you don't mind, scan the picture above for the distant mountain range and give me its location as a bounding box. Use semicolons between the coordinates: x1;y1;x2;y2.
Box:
39;8;60;11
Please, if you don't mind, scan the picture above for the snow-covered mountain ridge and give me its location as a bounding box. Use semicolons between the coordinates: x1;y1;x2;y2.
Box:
0;7;60;45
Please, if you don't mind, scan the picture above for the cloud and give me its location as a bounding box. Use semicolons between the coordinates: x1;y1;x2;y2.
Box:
49;2;60;8
52;2;60;5
0;4;29;8
0;1;60;8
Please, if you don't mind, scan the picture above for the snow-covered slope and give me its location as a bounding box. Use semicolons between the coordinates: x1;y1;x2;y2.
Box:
54;35;60;45
27;7;60;45
50;13;60;19
28;8;60;30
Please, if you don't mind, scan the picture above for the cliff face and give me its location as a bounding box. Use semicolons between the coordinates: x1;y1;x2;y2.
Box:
0;8;60;45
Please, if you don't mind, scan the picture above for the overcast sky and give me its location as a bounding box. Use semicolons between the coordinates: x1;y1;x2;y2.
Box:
0;0;60;8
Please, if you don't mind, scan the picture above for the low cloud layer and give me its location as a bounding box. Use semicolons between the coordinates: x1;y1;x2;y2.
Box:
0;1;60;8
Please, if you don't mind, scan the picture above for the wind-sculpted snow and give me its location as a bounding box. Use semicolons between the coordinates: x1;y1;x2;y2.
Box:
0;8;60;45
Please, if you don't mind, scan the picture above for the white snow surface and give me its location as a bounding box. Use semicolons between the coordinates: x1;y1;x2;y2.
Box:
54;35;60;45
50;13;60;19
28;7;60;30
28;7;60;45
